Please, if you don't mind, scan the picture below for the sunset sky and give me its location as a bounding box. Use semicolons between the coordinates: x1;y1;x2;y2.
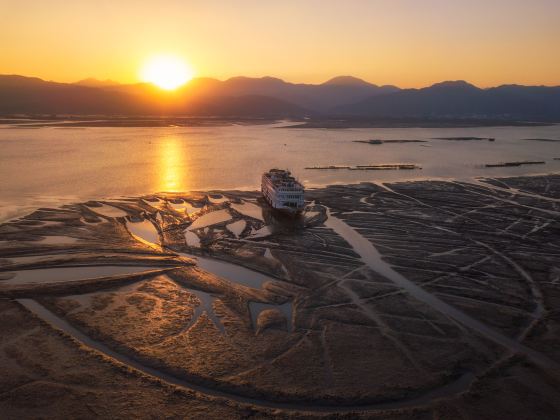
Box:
2;0;559;88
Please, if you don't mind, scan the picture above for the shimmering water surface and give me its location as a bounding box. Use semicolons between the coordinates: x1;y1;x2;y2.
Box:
1;121;559;221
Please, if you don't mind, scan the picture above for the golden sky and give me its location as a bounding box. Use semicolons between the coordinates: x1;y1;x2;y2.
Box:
1;0;559;87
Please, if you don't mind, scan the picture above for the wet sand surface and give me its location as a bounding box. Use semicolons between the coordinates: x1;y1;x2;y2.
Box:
1;174;560;418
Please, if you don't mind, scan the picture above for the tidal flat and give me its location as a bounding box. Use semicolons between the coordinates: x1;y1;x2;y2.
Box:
1;175;560;418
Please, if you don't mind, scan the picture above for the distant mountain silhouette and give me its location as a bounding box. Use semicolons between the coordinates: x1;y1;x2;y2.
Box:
0;75;306;117
179;94;308;117
74;78;120;88
174;76;399;111
334;80;560;121
0;75;146;115
322;76;379;87
1;75;559;121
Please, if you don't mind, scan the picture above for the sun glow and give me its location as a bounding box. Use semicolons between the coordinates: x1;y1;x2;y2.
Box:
140;55;194;90
159;136;187;192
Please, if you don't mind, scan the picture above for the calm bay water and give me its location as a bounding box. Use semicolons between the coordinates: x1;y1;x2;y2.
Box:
1;121;559;221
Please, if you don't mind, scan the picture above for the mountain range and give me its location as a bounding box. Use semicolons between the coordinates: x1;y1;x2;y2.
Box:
1;74;559;121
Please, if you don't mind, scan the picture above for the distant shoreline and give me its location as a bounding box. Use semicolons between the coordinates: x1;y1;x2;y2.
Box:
0;116;278;128
282;118;556;129
0;116;556;129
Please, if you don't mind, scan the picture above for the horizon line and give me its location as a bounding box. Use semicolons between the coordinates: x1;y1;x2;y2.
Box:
2;73;560;90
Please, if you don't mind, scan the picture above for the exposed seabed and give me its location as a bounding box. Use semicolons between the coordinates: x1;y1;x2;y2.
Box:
1;175;560;418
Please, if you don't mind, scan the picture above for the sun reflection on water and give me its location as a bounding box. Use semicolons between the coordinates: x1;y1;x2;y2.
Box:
159;136;187;192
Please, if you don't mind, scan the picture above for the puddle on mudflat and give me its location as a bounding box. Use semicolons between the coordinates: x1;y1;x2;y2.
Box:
127;219;159;246
188;209;232;230
250;225;273;239
184;231;201;248
230;201;264;221
207;194;229;204
87;203;128;218
141;198;166;211
183;209;232;247
196;256;273;290
5;265;158;285
177;252;275;290
169;200;201;215
226;220;246;237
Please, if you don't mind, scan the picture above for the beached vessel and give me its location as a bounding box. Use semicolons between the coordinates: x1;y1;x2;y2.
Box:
261;169;305;215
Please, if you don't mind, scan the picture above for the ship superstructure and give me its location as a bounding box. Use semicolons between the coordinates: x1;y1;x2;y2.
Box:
261;169;305;214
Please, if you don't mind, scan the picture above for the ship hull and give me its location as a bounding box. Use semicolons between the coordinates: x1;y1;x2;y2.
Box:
262;193;303;216
261;168;305;217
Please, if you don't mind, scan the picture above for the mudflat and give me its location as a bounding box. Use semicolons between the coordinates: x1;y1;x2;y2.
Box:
1;174;559;418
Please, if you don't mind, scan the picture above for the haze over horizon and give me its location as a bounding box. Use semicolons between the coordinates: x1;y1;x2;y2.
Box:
2;0;560;88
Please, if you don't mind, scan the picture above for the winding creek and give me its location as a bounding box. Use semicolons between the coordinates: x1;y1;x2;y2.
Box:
10;203;560;412
17;298;476;412
176;252;293;327
324;208;560;374
5;265;158;285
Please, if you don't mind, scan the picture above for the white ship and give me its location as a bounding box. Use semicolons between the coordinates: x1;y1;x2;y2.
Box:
261;169;305;214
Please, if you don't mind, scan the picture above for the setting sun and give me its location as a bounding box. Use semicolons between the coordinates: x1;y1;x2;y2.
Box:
140;55;193;90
